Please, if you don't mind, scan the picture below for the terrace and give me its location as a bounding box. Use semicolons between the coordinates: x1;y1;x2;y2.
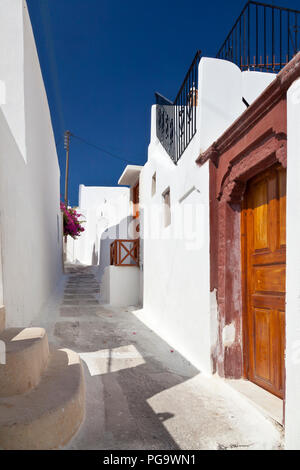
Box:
155;1;300;164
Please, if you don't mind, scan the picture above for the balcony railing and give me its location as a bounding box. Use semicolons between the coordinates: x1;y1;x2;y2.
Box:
155;51;201;165
216;1;300;73
110;239;139;267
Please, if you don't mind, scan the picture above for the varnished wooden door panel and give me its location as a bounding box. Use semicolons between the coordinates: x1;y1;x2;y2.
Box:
242;165;286;398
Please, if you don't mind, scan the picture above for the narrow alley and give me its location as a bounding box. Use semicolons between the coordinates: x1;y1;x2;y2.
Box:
2;0;300;453
36;265;283;450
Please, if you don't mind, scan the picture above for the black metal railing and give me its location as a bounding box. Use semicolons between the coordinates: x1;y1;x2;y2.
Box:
217;1;300;73
155;51;201;164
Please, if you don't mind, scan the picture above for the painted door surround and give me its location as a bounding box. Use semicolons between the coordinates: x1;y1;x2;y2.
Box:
208;140;287;383
196;53;300;388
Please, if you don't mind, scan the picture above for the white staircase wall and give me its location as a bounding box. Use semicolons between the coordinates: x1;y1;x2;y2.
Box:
100;266;140;307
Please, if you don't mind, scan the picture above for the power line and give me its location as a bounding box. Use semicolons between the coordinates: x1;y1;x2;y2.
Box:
70;133;139;165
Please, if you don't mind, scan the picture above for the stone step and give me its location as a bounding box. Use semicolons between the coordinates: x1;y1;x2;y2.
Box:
0;347;85;450
69;274;94;278
66;281;99;285
66;282;99;287
66;289;98;292
64;287;100;294
64;295;97;300
63;300;99;305
68;281;97;285
0;328;49;397
65;284;99;287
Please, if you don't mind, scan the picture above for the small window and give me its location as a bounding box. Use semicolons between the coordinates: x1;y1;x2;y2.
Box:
162;187;171;227
151;172;156;196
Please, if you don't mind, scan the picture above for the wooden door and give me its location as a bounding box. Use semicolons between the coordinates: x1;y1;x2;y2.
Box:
242;164;286;399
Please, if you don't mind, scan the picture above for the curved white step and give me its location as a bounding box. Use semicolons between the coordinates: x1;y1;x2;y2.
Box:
0;328;49;397
0;347;85;450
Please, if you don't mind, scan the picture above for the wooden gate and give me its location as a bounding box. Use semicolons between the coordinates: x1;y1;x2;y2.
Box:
110;239;139;267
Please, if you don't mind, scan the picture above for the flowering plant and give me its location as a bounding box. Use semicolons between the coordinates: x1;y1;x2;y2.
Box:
60;202;85;238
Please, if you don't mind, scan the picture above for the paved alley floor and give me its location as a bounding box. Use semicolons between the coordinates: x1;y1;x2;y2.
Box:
37;264;283;450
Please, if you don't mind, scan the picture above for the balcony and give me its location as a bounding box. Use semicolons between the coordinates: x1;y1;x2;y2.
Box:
216;1;300;73
155;51;201;165
155;2;300;166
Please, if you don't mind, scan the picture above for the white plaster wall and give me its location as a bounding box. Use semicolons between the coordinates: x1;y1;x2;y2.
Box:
139;57;275;374
197;58;277;154
241;70;275;105
0;0;63;327
140;154;211;373
67;185;130;275
100;266;140;307
79;184;129;209
0;0;26;160
197;58;243;154
285;77;300;449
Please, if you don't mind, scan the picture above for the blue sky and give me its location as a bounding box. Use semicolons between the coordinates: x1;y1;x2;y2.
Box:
26;0;300;206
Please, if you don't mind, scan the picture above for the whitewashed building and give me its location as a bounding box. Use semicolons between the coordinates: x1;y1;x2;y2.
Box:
81;49;300;449
136;57;275;375
66;184;130;270
67;168;143;307
0;0;63;328
137;50;300;449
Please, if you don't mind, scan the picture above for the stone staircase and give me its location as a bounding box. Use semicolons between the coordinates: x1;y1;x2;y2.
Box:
0;327;85;449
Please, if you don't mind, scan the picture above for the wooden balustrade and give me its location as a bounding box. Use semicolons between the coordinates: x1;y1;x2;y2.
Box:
110;239;139;267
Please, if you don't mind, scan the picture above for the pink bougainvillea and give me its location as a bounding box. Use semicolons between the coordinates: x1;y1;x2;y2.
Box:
60;202;85;239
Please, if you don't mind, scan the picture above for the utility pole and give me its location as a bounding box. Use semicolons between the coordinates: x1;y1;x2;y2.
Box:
64;130;71;207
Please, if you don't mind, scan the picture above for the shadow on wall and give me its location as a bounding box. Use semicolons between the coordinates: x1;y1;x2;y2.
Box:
92;244;98;266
